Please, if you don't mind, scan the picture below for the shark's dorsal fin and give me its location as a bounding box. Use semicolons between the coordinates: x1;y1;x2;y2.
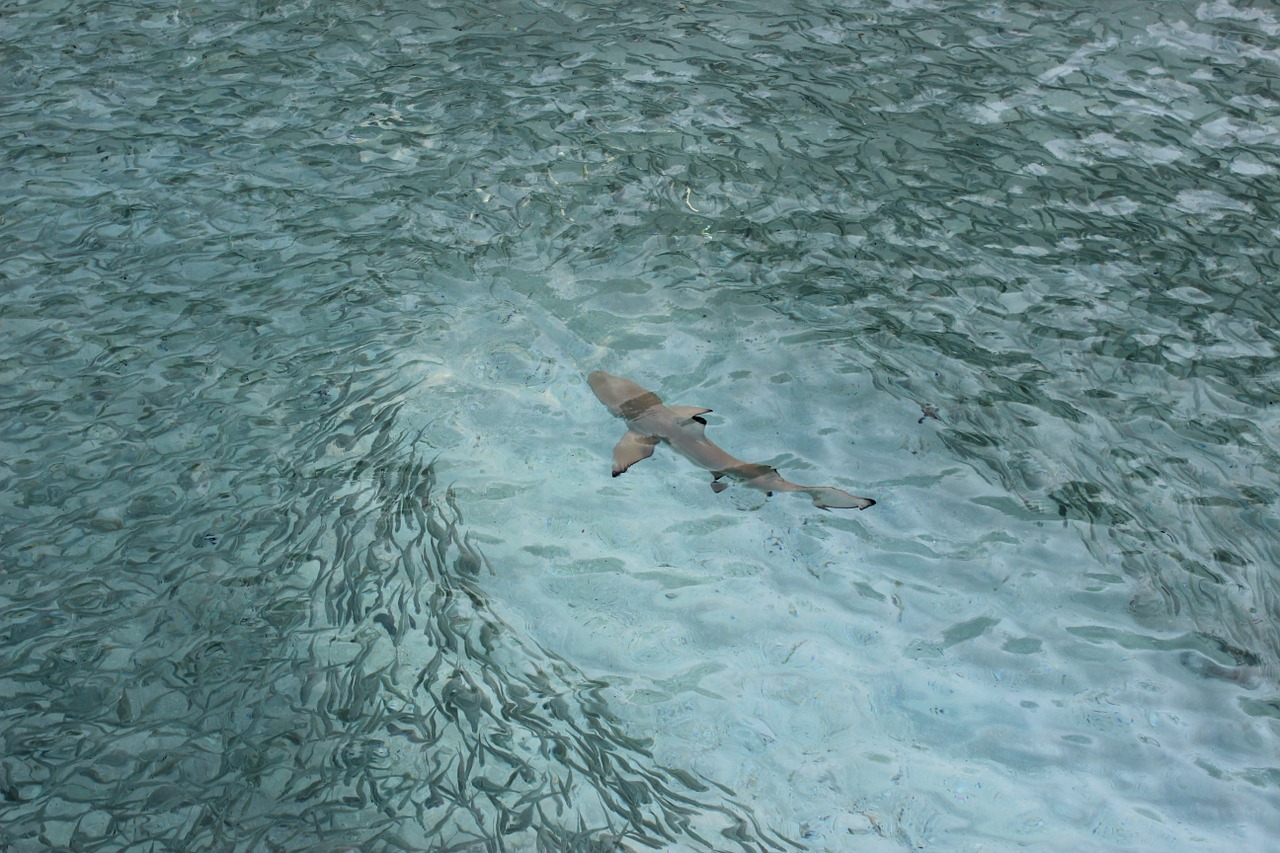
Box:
667;406;711;425
611;431;660;477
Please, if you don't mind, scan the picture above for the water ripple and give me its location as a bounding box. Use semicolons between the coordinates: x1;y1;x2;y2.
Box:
3;0;1280;849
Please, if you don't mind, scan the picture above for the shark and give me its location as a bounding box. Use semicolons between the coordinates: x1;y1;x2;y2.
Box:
587;371;875;510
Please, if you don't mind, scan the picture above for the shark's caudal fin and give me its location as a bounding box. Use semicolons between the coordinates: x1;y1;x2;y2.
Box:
807;487;876;511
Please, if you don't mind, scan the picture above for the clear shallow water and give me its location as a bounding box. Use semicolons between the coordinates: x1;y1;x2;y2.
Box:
2;0;1279;849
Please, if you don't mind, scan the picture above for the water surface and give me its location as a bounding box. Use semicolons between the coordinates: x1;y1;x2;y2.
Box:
2;0;1278;850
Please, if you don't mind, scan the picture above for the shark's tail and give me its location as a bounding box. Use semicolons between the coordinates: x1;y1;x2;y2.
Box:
807;487;875;511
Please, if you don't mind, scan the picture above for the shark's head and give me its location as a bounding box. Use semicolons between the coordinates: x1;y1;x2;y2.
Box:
588;371;662;420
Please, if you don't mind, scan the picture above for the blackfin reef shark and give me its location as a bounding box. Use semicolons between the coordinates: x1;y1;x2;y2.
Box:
588;371;875;510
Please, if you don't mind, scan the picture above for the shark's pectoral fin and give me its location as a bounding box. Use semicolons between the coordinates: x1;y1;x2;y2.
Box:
612;431;660;477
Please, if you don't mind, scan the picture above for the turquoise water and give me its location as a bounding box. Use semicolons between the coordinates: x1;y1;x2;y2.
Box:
3;0;1279;849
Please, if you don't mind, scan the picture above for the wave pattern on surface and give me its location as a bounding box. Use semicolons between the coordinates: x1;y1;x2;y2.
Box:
3;0;1280;849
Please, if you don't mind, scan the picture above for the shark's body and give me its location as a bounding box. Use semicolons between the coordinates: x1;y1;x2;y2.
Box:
587;371;875;510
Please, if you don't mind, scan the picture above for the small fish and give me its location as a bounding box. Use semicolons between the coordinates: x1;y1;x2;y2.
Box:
588;371;875;510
